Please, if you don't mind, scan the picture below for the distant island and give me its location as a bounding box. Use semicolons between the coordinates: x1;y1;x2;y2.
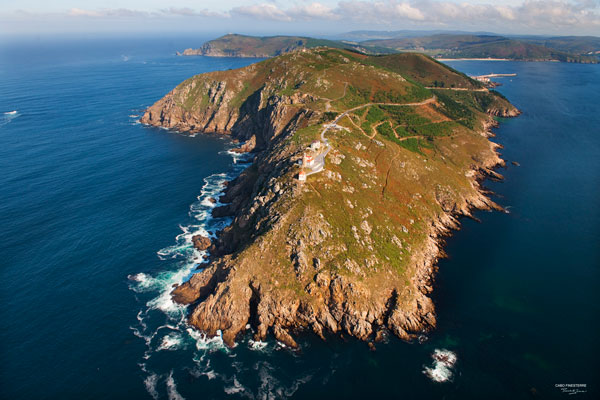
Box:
180;33;599;64
142;48;518;347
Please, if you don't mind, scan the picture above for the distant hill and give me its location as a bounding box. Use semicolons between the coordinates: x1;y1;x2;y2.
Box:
178;34;395;58
338;30;498;41
180;33;599;64
363;34;599;63
520;36;600;56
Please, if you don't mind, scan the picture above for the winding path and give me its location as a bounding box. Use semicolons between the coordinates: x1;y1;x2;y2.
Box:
304;96;437;177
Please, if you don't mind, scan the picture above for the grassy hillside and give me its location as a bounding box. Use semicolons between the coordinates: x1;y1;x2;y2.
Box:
364;34;599;63
180;34;396;58
367;53;483;89
522;36;600;56
145;47;518;346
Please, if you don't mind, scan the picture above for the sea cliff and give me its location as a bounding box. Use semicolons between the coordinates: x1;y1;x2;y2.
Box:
141;48;519;347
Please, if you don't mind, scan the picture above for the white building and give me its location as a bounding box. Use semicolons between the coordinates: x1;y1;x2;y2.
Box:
311;140;321;151
298;170;307;181
303;153;315;168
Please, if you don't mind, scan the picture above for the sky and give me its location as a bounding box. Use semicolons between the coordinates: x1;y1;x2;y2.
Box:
1;0;599;37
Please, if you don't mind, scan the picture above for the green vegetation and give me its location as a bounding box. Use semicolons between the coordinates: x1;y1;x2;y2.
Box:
341;85;371;108
183;33;598;64
433;91;477;128
165;47;516;156
411;121;457;137
368;53;483;89
365;105;385;123
400;138;421;153
322;111;339;122
186;33;398;58
376;121;396;141
380;106;430;127
372;84;430;103
362;34;599;63
148;44;521;347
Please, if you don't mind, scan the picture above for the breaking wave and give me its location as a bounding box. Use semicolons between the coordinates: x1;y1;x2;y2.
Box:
129;146;252;398
128;111;142;125
423;349;457;383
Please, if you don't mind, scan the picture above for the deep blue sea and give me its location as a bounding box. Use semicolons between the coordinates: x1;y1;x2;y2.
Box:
0;37;598;399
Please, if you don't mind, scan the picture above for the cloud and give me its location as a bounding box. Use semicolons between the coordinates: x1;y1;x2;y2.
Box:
331;0;600;30
394;3;425;20
68;8;150;18
11;1;600;34
288;3;339;20
231;3;292;21
160;7;230;18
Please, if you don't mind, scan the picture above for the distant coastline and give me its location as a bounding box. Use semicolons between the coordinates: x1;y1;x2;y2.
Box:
180;34;598;64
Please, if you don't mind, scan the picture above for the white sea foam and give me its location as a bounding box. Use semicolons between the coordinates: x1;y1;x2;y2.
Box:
158;333;184;351
166;371;185;400
1;110;19;127
187;327;226;351
249;339;268;351
128;113;142;125
284;374;313;397
130;146;251;397
144;373;160;400
423;349;457;383
224;377;247;395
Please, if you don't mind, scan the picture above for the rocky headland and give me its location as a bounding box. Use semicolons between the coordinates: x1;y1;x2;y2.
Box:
141;48;519;348
176;33;391;58
179;33;598;64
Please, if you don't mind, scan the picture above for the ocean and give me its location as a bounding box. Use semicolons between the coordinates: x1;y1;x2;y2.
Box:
0;37;598;399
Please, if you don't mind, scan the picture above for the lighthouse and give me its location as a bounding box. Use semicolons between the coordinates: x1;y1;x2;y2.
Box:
303;153;315;168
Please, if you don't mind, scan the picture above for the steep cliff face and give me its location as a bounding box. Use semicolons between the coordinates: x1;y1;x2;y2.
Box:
142;48;519;348
177;34;308;58
179;41;306;58
141;65;319;151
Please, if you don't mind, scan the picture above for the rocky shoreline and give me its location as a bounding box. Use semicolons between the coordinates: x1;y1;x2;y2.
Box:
151;114;514;349
140;49;520;348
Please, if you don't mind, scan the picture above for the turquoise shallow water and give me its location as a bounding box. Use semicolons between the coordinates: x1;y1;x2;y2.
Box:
0;38;598;399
